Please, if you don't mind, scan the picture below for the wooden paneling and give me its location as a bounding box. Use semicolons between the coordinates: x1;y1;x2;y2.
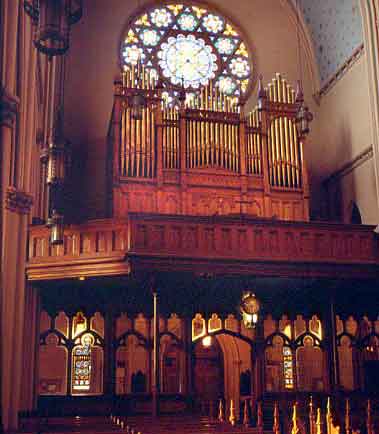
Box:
26;214;379;281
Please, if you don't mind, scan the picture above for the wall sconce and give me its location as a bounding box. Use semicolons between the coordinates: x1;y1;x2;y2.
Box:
240;292;261;329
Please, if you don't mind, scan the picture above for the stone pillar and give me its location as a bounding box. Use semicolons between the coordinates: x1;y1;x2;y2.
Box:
104;309;115;397
322;296;340;392
252;322;265;401
183;317;194;405
20;286;41;414
360;0;379;217
1;2;44;431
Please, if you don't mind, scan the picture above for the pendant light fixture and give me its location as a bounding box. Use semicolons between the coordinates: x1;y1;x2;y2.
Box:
294;0;313;138
24;0;82;57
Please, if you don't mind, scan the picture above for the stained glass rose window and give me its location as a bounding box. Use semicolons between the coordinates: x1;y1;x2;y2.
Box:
121;4;252;97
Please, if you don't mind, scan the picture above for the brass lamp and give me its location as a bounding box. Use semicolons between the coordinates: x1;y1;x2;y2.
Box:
24;0;82;57
47;209;64;245
45;110;70;245
295;80;313;138
240;292;261;328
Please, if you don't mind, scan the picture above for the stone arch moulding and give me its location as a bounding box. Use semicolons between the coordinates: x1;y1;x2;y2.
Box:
359;0;379;218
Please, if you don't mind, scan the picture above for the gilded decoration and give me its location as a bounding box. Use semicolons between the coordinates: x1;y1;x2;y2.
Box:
5;186;33;214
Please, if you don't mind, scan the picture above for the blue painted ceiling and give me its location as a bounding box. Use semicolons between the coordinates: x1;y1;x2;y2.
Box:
297;0;363;84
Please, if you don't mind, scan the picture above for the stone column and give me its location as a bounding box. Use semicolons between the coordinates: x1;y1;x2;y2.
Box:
1;2;44;431
360;0;379;218
322;296;340;392
20;286;41;414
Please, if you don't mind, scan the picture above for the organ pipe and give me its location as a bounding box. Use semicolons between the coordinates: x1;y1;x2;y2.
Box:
115;68;311;195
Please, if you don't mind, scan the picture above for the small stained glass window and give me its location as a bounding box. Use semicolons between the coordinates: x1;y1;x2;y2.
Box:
72;334;93;392
283;346;294;389
121;3;252;97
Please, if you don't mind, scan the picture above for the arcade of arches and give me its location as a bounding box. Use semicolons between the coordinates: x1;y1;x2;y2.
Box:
2;1;379;433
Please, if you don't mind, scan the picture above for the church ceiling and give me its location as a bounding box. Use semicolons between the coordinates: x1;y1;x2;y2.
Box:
297;0;363;84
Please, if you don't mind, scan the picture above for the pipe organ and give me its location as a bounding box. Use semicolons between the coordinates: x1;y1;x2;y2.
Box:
111;66;311;221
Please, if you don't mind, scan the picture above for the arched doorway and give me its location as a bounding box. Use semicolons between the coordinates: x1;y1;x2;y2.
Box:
194;336;224;410
193;332;254;414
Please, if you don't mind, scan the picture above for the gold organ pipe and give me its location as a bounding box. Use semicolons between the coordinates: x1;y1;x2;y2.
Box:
284;116;292;187
167;109;171;169
281;78;287;103
170;109;174;169
190;119;193;168
141;108;146;176
256;110;262;174
290;118;296;187
136;117;141;176
231;124;235;171
276;74;282;103
229;123;233;170
176;111;179;168
215;121;219;165
205;84;208;110
293;123;300;187
220;121;224;168
268;83;273;102
268;122;275;185
291;89;295;104
205;118;209;165
120;108;125;175
286;84;291;104
236;125;240;172
199;121;201;167
130;115;135;176
273;80;278;102
274;118;281;186
162;112;167;169
187;118;191;169
126;107;131;176
278;116;286;185
147;107;151;177
191;119;195;168
173;109;176;169
152;109;155;176
210;120;214;165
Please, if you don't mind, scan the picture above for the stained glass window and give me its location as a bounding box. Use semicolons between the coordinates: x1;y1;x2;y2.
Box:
283;346;294;389
121;4;252;97
72;334;93;392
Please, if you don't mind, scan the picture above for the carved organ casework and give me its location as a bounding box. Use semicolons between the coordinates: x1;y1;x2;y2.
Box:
111;66;312;221
109;4;312;221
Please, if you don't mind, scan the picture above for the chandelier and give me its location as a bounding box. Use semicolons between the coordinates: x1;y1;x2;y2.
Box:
24;0;83;57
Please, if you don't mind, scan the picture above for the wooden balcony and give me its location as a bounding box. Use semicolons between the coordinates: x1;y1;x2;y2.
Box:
27;214;379;281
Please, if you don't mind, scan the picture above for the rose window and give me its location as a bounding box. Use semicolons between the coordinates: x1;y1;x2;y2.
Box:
121;3;252;99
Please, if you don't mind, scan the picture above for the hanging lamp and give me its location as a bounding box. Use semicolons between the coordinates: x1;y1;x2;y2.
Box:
24;0;82;57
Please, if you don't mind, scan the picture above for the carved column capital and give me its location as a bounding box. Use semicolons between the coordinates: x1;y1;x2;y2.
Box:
5;186;34;214
0;86;20;127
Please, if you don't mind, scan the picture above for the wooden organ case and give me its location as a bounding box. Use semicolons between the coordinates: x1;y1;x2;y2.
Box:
110;67;311;221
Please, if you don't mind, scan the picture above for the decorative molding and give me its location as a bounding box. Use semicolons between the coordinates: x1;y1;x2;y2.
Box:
314;44;365;104
0;86;20;127
323;146;373;186
5;186;34;214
